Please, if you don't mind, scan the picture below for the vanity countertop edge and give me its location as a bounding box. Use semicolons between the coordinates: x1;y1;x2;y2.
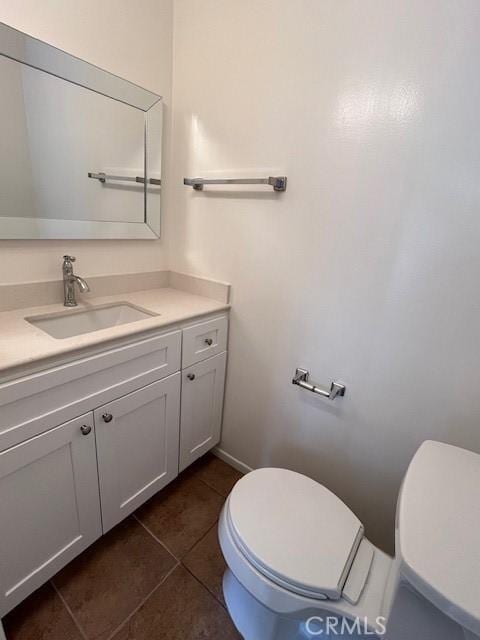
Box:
0;286;230;383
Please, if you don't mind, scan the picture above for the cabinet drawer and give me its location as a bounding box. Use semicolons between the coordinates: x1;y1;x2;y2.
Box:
182;316;228;368
0;329;181;452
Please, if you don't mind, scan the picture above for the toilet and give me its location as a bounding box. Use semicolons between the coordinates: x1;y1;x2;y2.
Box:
218;440;480;639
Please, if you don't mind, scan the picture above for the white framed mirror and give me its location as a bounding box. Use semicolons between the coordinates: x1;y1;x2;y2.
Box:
0;22;162;239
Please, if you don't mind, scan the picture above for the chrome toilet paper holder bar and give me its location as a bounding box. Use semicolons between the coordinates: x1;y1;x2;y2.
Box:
292;368;346;400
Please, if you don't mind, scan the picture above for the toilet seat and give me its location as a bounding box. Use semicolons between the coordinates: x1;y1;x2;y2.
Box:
225;468;364;600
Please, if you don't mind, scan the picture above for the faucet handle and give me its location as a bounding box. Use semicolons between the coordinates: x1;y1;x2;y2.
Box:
63;255;76;262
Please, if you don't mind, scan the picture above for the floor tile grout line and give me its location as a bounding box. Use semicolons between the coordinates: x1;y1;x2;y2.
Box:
182;519;220;560
50;580;89;640
190;455;239;500
197;475;230;500
135;509;227;609
180;557;229;612
177;512;223;559
180;561;228;611
133;514;181;562
181;521;229;610
104;561;180;640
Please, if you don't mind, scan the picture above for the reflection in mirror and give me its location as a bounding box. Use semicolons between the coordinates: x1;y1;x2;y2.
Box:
0;22;162;239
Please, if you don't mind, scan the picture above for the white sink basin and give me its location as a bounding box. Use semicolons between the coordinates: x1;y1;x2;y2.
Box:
26;303;157;339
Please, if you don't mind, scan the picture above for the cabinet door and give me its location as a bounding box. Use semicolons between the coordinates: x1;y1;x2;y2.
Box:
0;413;101;616
180;352;227;472
95;373;181;532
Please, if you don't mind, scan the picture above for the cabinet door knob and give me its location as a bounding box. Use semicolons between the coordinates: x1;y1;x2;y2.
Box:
80;425;92;435
204;338;213;346
187;373;195;381
102;413;113;423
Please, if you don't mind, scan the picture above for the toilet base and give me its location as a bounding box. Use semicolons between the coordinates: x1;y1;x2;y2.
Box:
223;569;377;640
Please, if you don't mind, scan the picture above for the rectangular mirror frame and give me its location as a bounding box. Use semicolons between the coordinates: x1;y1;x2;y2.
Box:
0;22;163;240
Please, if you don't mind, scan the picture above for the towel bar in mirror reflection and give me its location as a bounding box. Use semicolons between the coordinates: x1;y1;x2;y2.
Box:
88;173;161;186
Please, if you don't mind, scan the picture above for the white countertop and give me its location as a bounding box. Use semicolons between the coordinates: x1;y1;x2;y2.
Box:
0;287;229;381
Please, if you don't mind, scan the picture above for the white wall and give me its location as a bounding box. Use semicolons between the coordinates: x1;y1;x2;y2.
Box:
0;0;172;282
169;0;480;551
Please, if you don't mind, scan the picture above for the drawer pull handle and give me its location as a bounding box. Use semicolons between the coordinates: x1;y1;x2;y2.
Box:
102;413;113;423
187;373;196;381
80;425;92;435
204;338;213;346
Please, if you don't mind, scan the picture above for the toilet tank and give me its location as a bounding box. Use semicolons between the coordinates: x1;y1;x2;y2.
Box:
384;441;480;640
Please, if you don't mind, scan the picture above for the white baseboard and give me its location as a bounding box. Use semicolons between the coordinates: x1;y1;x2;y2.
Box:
212;447;253;475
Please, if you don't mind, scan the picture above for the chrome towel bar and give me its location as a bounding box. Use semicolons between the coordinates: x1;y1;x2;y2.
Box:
183;176;287;192
88;172;161;186
292;368;346;400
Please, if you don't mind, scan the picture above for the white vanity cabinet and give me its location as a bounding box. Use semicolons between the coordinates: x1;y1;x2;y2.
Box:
0;313;228;620
179;315;228;471
0;413;102;616
94;373;181;532
180;353;227;471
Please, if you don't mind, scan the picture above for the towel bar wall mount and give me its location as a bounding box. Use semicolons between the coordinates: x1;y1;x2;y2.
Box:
183;176;287;192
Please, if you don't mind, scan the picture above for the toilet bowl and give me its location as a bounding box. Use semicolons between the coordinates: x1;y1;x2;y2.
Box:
219;467;392;639
218;441;480;640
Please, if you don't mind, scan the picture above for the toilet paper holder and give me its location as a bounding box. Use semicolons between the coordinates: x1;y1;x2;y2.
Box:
292;368;346;400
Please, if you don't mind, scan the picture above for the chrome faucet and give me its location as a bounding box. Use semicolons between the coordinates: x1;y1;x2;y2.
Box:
62;255;90;307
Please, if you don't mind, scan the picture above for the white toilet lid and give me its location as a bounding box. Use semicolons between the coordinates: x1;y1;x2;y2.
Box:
227;468;364;600
398;441;480;637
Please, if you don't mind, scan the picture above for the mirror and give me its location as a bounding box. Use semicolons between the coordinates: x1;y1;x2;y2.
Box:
0;22;162;239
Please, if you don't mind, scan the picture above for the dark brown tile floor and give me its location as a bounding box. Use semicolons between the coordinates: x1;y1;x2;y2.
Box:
3;453;243;640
